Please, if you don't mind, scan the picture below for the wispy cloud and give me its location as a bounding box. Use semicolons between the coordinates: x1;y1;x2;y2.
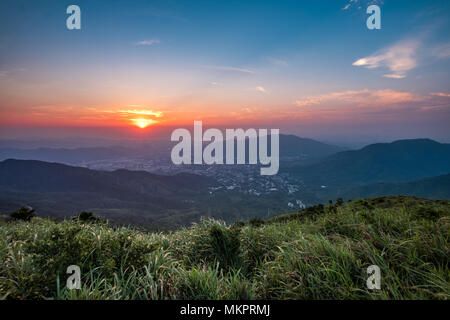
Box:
342;0;358;10
118;109;163;117
353;40;420;79
203;65;255;74
295;97;322;107
431;92;450;97
256;86;267;94
342;0;383;11
295;89;424;107
342;3;351;10
266;57;288;67
134;39;160;46
429;42;450;59
383;74;406;79
0;68;26;78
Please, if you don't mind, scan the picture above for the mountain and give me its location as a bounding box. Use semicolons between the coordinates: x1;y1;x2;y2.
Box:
278;135;347;160
0;146;134;164
287;139;450;188
0;159;215;225
0;134;345;167
0;159;321;225
0;159;212;194
341;173;450;200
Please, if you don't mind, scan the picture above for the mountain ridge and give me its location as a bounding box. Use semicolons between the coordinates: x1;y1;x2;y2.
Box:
286;138;450;188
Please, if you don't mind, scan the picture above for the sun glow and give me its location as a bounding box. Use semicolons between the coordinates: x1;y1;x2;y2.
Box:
131;118;157;128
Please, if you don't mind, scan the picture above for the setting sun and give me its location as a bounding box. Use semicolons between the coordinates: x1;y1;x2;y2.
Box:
131;118;157;128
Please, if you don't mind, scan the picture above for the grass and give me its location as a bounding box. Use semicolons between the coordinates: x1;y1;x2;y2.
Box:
0;196;449;300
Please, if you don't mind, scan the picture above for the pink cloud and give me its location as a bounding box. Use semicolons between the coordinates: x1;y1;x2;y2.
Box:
295;89;424;108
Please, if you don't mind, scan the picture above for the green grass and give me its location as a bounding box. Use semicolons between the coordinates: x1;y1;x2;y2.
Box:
0;196;449;300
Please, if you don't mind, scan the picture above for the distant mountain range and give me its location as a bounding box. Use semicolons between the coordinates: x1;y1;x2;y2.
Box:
341;173;450;200
0;159;213;195
287;139;450;188
0;134;346;166
1;138;449;226
0;146;133;165
278;135;347;160
0;159;215;225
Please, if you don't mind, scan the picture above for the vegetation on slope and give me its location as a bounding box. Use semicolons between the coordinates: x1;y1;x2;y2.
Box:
0;196;449;300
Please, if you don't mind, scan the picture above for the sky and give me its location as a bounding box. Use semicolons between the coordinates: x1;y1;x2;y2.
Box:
0;0;449;145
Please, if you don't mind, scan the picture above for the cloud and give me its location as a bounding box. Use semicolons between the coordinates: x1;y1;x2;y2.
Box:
134;39;160;46
342;0;358;10
119;109;163;117
267;57;288;67
353;40;420;78
430;43;450;59
295;97;322;107
383;74;406;79
256;86;267;94
342;4;351;10
431;92;450;97
295;89;424;107
342;0;384;11
203;65;255;74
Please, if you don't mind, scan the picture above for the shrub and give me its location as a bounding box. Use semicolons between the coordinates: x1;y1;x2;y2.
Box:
209;225;242;271
10;207;35;222
249;218;265;227
74;211;103;223
412;206;442;221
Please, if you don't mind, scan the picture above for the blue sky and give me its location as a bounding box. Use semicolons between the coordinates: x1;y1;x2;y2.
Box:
0;0;449;144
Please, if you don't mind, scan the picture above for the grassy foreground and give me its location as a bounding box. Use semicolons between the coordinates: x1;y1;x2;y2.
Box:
0;196;449;300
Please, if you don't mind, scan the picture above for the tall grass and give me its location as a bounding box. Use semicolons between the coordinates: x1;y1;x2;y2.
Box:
0;196;448;300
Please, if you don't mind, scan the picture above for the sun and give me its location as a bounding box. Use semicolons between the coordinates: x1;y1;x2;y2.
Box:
131;118;157;129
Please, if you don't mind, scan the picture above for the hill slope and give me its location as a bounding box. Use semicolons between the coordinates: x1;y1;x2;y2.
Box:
1;196;448;300
0;159;212;195
278;134;346;159
0;134;345;166
0;159;215;224
287;139;450;188
342;174;450;200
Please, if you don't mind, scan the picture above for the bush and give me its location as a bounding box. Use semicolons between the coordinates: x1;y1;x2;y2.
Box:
249;218;265;227
209;226;242;271
10;207;35;222
74;211;103;223
412;206;442;221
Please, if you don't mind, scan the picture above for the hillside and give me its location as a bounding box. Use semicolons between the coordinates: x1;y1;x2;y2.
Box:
0;196;448;300
0;159;215;225
0;159;306;226
0;134;345;165
341;174;450;200
0;159;213;194
286;139;450;188
0;146;133;165
278;134;346;159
